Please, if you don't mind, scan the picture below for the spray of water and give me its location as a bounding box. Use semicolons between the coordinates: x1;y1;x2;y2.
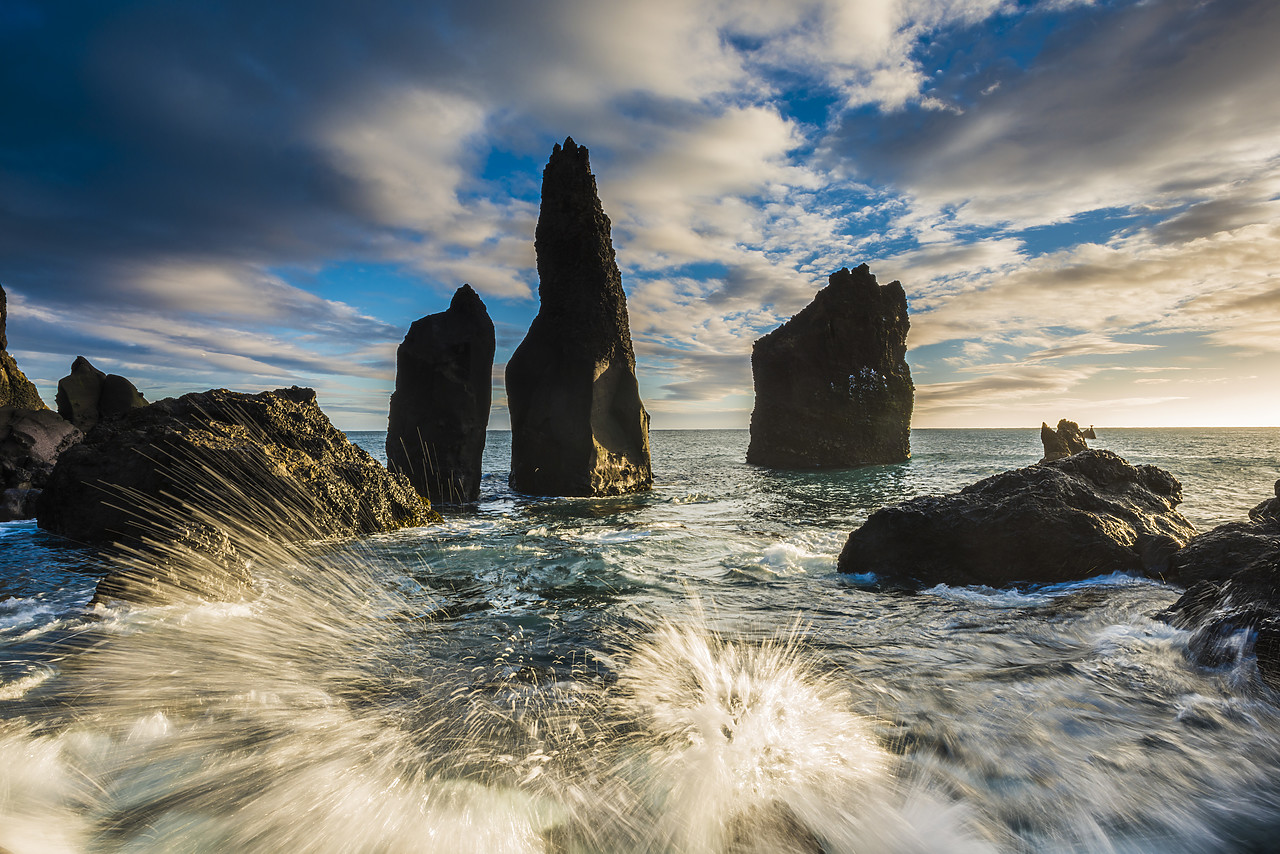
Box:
0;407;996;853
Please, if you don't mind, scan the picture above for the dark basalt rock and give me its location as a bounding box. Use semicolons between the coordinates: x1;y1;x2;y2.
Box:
0;286;47;410
837;449;1197;588
1040;419;1089;462
1158;479;1280;689
387;284;495;504
747;265;913;469
506;137;652;496
0;407;83;519
0;487;42;522
37;387;435;602
56;356;148;431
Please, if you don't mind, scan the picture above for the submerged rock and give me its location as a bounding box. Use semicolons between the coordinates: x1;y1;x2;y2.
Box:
506;137;652;496
747;265;913;469
0;407;82;519
387;284;495;504
1159;479;1280;689
56;356;148;432
837;449;1196;588
38;387;435;601
1040;419;1089;462
0;286;47;410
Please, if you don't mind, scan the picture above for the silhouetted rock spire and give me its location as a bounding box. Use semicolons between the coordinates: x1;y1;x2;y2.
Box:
387;284;495;504
505;137;653;496
747;264;913;468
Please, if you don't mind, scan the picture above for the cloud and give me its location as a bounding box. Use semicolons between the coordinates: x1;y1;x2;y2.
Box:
5;0;1278;428
825;0;1280;231
1023;334;1161;363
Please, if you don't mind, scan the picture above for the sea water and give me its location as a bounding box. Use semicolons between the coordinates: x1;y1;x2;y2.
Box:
2;428;1280;853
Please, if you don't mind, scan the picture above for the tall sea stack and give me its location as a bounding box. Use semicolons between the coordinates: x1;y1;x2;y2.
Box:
506;137;653;496
387;284;495;504
747;264;913;468
0;285;47;410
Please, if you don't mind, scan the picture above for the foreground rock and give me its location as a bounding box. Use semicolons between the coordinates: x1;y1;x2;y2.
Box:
1159;480;1280;689
55;356;148;431
1040;419;1089;462
747;265;913;469
838;449;1196;588
387;284;495;504
0;408;82;521
0;286;47;410
38;387;434;602
506;137;652;496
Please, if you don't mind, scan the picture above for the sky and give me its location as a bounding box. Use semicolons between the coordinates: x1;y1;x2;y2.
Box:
2;0;1278;430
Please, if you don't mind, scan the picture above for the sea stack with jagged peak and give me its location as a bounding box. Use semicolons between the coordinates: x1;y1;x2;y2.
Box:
747;264;913;468
1039;418;1089;462
0;285;47;410
387;284;495;504
505;137;653;496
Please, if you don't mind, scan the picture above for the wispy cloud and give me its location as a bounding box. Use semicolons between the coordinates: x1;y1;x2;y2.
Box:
2;0;1278;428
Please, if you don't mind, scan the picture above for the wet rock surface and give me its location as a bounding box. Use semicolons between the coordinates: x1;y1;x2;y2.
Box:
387;285;495;504
506;137;652;496
747;264;913;469
0;407;82;521
838;449;1197;588
37;386;435;601
1159;479;1280;689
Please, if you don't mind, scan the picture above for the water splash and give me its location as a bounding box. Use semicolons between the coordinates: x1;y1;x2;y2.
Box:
593;616;994;854
0;517;996;854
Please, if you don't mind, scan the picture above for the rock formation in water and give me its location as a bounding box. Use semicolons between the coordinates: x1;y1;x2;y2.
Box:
56;356;148;432
387;284;495;504
1158;479;1280;689
505;137;652;496
1082;425;1097;440
837;449;1196;588
0;286;48;410
1039;419;1089;462
38;386;435;602
0;408;82;521
746;265;913;469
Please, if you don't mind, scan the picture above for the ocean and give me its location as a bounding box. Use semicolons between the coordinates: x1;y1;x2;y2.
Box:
2;427;1280;853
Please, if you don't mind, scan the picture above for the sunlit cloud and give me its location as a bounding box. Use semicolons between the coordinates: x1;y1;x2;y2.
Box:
2;0;1277;428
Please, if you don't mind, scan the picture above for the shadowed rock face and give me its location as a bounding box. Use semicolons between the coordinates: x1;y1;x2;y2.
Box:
506;137;652;496
56;356;148;431
0;407;82;521
837;449;1197;588
747;265;913;469
1158;480;1280;689
38;386;433;549
387;284;495;504
0;286;47;410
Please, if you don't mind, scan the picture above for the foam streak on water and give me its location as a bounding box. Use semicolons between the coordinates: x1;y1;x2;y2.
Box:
3;428;1280;852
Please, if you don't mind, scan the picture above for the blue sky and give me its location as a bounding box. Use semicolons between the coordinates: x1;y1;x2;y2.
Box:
3;0;1278;429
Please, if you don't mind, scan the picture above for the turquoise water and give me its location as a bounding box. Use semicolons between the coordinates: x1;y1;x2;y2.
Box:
2;428;1279;852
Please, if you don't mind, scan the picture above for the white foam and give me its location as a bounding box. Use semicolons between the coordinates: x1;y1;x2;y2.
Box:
924;584;1053;608
0;667;56;702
